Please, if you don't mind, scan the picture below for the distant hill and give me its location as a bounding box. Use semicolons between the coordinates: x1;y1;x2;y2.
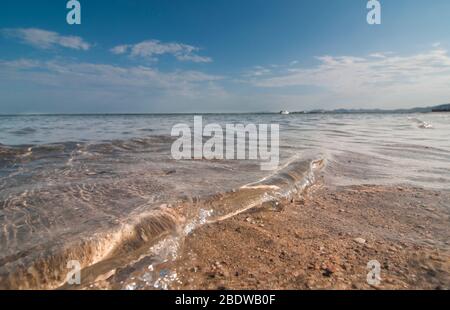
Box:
295;104;450;114
431;104;450;112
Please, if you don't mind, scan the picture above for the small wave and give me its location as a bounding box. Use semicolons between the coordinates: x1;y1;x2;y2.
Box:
9;127;37;136
418;122;433;129
0;207;182;290
408;117;433;129
0;145;34;167
0;136;175;167
0;156;325;290
196;157;325;223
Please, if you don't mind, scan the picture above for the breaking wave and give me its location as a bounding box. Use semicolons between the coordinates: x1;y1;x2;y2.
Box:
0;155;324;290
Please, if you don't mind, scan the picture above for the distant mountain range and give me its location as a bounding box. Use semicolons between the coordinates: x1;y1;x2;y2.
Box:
291;103;450;114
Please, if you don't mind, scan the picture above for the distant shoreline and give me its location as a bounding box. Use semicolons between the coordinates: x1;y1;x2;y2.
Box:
1;103;449;116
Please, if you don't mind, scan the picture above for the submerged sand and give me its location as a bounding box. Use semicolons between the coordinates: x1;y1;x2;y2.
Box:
167;183;450;290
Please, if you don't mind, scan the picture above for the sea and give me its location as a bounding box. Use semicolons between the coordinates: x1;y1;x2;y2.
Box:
0;112;449;289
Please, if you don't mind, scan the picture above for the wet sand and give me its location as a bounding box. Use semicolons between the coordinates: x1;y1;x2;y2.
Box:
168;182;450;290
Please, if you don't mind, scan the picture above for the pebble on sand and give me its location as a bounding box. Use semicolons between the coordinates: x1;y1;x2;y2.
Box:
353;238;366;244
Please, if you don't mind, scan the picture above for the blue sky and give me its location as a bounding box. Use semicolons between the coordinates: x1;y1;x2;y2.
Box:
1;0;450;113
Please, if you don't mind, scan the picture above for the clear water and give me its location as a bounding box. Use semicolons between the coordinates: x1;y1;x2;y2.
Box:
1;113;449;186
0;112;449;289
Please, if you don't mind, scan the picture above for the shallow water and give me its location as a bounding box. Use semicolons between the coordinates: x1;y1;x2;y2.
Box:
0;113;449;289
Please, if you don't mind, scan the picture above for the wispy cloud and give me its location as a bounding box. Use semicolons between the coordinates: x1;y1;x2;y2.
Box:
243;66;272;77
369;52;388;59
0;59;221;89
110;40;212;63
0;58;226;112
1;28;91;51
110;45;129;55
245;47;450;108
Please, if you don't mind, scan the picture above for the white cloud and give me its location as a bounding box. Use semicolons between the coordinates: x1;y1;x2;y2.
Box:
1;28;91;51
0;58;41;69
369;53;387;59
110;44;129;55
243;66;271;77
0;59;221;89
246;48;450;108
110;39;212;63
0;58;227;112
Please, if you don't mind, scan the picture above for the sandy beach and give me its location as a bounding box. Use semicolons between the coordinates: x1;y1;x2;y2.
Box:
168;180;450;290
